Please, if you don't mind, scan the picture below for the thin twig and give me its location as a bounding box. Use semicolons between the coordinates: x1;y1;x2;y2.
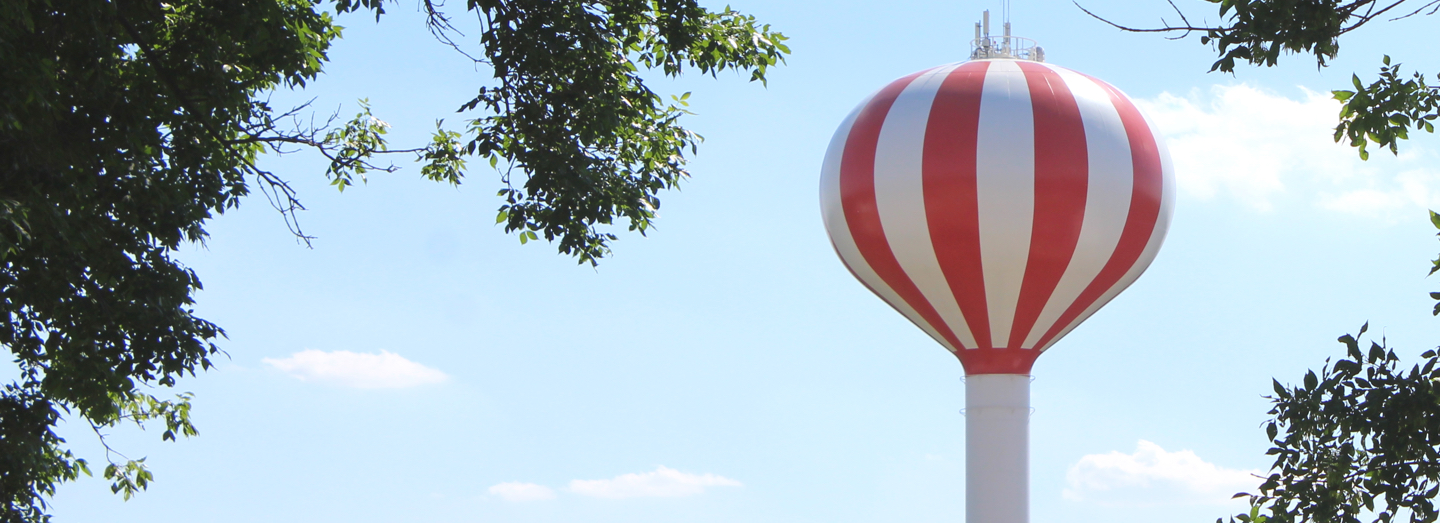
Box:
1391;0;1440;19
421;0;490;65
114;5;322;245
1073;1;1216;34
1337;0;1411;34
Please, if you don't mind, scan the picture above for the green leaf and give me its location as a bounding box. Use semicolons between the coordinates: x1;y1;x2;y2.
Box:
0;0;791;517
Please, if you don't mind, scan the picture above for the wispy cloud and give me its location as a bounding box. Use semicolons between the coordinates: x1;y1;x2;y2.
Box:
1064;440;1260;507
568;466;742;499
488;482;557;502
1137;84;1440;218
262;349;448;388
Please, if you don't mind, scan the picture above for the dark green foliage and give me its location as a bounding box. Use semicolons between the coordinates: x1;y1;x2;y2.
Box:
1095;3;1440;522
1191;0;1440;160
1222;324;1440;523
0;0;337;518
0;0;786;520
1333;56;1439;161
1086;0;1438;158
441;0;789;263
1196;0;1352;73
1092;0;1430;74
1218;206;1440;523
1431;211;1440;316
0;389;83;523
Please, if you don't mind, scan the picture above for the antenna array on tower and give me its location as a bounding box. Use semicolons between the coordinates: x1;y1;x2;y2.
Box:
969;5;1044;62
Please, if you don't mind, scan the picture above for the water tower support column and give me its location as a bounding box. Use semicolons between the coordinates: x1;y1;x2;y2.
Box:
965;374;1030;523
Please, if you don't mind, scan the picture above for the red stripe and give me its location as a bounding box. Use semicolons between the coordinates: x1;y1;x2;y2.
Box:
840;69;969;352
830;243;952;350
922;61;992;349
957;348;1040;375
1032;76;1165;350
1008;62;1089;349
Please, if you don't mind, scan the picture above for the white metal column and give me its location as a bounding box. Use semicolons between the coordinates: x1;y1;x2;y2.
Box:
965;374;1030;523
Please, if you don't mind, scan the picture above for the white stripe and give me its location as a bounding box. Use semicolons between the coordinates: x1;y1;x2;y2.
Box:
1111;104;1177;305
974;60;1035;348
1042;200;1169;351
1022;65;1133;348
819;91;956;352
1152;106;1178;248
1039;93;1176;351
872;63;977;350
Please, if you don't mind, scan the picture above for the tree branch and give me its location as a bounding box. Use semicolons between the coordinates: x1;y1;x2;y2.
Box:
1074;0;1217;36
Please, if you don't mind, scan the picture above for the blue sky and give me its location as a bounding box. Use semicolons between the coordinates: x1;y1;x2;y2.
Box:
47;1;1440;522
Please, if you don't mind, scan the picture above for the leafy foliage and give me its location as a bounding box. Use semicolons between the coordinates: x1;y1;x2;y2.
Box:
1083;0;1435;72
0;0;342;518
1081;0;1439;158
432;0;789;264
1087;2;1440;522
1222;323;1440;523
1218;213;1440;523
1197;0;1351;72
1332;56;1440;160
0;0;786;520
1431;212;1440;317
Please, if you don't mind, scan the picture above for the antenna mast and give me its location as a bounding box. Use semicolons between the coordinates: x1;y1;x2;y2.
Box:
969;3;1044;62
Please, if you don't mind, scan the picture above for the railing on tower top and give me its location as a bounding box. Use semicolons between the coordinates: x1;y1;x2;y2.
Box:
969;35;1044;62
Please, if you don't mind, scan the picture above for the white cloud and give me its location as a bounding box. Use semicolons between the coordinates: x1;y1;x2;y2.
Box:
1136;84;1440;218
567;466;742;499
488;482;557;502
1064;440;1260;507
1315;165;1440;217
262;349;448;388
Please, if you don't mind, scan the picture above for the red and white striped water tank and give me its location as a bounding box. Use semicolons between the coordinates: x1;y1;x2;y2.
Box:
820;59;1175;375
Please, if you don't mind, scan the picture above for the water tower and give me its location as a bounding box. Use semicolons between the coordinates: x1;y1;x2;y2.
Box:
819;9;1174;522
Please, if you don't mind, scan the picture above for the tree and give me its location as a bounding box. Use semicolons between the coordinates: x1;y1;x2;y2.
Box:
1231;318;1440;523
1218;208;1440;523
0;0;787;521
1081;1;1440;522
1214;212;1440;523
1082;0;1438;159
